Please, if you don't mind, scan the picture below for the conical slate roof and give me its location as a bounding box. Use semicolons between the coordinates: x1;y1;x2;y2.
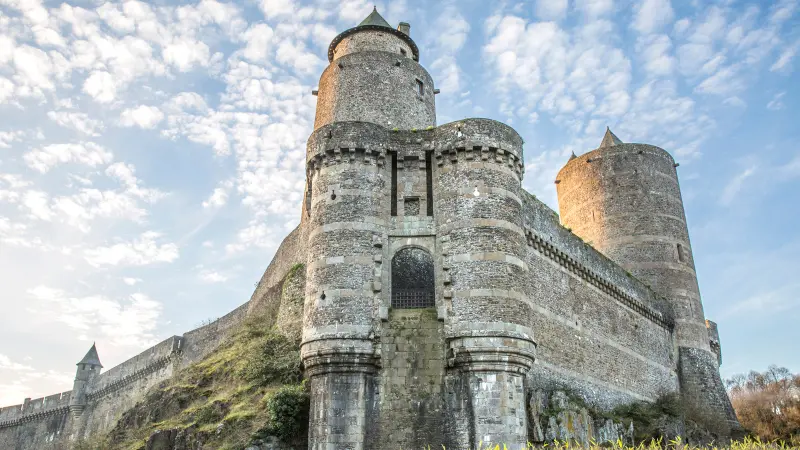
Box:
358;6;392;28
568;151;577;161
77;343;103;367
599;127;623;148
327;7;419;62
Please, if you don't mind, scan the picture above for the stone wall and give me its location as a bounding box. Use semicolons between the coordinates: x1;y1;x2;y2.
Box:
313;50;436;130
377;308;446;449
521;192;679;409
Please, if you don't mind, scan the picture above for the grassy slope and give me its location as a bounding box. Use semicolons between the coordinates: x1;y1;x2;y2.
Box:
73;313;307;450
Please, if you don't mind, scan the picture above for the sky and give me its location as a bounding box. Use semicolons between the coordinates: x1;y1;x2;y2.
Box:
0;0;798;407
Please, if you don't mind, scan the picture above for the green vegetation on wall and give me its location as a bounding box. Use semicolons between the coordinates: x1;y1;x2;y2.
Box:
71;313;308;450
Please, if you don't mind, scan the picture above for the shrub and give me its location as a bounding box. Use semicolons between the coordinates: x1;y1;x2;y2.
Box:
239;331;302;386
264;384;309;441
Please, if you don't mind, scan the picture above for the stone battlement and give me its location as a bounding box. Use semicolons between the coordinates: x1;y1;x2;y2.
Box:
306;119;524;177
0;391;72;428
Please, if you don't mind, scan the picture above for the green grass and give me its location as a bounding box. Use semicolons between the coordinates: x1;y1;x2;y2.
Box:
458;436;800;449
72;313;307;450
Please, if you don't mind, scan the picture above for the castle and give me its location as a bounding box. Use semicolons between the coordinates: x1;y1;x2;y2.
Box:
0;9;740;449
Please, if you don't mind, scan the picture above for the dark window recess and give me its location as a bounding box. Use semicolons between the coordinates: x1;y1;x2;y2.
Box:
416;79;424;96
390;151;398;216
425;151;434;216
305;175;313;216
677;243;686;262
404;197;420;216
392;247;435;309
400;48;407;56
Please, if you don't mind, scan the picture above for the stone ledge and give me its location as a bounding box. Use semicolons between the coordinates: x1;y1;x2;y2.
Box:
526;231;675;330
0;405;69;429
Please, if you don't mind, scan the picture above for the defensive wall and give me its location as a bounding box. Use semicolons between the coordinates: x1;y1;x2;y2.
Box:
521;190;679;408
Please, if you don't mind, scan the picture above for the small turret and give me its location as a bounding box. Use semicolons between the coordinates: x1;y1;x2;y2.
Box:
598;127;623;148
69;343;103;418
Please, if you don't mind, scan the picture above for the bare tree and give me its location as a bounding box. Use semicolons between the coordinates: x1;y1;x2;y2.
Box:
727;366;800;443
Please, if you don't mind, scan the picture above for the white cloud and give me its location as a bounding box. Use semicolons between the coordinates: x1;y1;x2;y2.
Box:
12;45;55;98
574;0;612;17
632;0;675;34
427;7;470;94
0;355;33;372
123;277;142;286
24;142;113;173
162;39;210;72
637;34;676;76
240;23;275;62
83;71;118;103
47;111;103;136
0;130;24;148
767;91;786;110
119;105;165;129
258;0;297;19
535;0;569;21
723;96;747;108
225;221;278;253
53;189;148;231
21;191;54;221
770;41;798;72
84;232;179;267
720;166;757;206
28;287;163;348
695;65;744;95
199;270;227;283
202;179;234;208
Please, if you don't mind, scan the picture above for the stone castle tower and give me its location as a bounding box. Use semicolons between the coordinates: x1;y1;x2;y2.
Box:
68;344;103;418
0;9;740;450
298;9;739;448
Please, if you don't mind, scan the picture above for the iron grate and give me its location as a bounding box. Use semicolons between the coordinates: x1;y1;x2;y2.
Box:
391;288;435;309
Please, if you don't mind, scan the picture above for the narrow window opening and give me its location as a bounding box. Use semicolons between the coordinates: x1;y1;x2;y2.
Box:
425;151;434;216
392;248;435;309
416;79;424;96
677;243;685;262
400;48;407;56
304;175;313;216
390;151;398;216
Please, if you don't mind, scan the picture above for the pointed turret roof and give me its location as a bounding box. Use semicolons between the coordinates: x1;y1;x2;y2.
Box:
569;151;577;161
599;127;623;148
327;7;419;62
77;343;103;368
359;6;392;28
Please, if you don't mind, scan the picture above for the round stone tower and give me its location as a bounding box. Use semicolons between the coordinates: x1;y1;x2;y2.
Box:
433;119;536;448
302;9;410;449
313;7;436;130
556;128;707;350
555;128;740;434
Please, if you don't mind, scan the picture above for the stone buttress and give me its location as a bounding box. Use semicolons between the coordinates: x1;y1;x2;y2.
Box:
555;128;741;435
